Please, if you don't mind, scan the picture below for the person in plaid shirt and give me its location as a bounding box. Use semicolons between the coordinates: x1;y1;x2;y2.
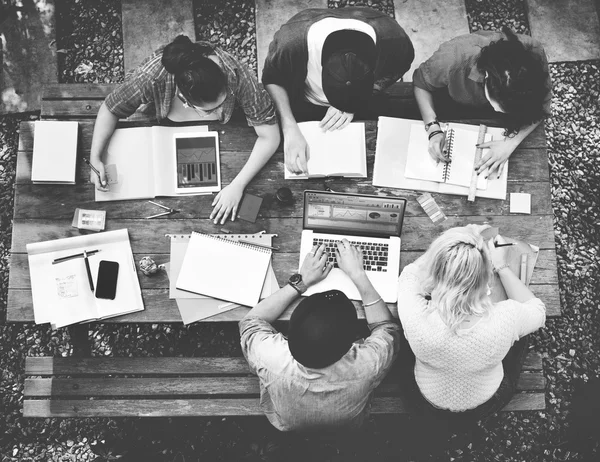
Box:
89;35;279;224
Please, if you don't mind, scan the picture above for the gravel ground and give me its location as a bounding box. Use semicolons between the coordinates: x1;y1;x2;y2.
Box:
1;0;600;460
465;0;530;34
328;0;395;18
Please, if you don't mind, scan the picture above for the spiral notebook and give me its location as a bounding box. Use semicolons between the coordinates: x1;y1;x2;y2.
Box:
404;124;489;189
176;232;272;307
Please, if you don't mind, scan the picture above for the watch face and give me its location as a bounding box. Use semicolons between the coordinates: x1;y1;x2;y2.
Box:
289;273;302;284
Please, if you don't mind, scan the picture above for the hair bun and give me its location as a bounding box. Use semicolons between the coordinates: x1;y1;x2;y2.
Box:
162;35;195;74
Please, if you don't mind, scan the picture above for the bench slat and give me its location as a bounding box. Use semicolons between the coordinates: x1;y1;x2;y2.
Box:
25;352;543;376
22;392;546;417
24;371;545;398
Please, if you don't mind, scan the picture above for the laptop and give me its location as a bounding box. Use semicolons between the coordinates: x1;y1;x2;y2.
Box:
299;190;407;303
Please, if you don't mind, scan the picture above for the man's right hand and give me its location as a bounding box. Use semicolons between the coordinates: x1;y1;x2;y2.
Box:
335;239;366;282
89;159;109;191
284;126;309;175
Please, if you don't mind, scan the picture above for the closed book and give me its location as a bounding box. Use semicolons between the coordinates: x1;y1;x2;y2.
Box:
31;121;78;184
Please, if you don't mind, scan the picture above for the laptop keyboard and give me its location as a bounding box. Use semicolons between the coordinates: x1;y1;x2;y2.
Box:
312;238;389;272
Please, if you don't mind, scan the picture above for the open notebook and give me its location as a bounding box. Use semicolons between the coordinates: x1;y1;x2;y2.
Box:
405;124;490;189
285;122;367;179
27;229;143;328
96;125;220;201
176;232;273;307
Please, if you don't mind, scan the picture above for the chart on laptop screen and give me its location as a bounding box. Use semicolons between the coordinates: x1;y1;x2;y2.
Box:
175;136;218;188
305;192;405;236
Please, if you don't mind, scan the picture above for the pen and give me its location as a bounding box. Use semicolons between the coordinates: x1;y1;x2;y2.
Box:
52;249;100;264
83;158;104;184
83;250;94;292
239;240;279;251
494;242;516;248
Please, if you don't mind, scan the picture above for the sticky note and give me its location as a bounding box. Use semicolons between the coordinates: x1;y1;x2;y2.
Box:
510;193;531;214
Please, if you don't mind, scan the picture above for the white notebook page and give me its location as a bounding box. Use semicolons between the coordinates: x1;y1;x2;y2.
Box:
176;232;272;307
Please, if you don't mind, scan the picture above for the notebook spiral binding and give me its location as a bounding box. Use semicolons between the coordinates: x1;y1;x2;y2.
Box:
442;128;455;182
194;232;271;253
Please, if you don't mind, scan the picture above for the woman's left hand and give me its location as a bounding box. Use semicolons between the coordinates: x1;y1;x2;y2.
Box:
210;183;244;224
475;140;515;179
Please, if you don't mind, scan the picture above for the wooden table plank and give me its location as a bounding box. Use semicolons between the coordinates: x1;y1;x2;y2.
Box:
8;249;560;290
7;283;562;322
9;216;557;255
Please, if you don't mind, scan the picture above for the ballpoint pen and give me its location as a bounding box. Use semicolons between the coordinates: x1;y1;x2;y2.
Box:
494;242;516;248
52;249;100;264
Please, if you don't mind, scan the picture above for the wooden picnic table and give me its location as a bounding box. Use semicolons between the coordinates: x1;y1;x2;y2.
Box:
7;116;560;324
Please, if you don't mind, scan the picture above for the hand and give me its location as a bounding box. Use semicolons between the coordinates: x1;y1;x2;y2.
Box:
89;159;109;191
335;239;365;281
475;140;514;178
466;223;492;236
284;126;310;175
300;244;333;286
319;106;354;132
428;130;448;163
210;183;244;224
487;234;510;271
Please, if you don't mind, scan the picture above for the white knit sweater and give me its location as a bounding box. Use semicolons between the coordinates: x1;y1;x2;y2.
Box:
397;262;546;412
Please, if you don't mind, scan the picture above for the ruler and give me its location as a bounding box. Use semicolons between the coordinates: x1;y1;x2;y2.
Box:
467;124;488;202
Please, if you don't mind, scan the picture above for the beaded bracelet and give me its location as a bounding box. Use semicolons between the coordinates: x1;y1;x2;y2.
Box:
428;130;444;140
363;297;383;307
424;119;440;131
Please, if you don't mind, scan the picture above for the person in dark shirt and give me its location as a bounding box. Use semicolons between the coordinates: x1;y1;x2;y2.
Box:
262;7;414;175
413;29;552;178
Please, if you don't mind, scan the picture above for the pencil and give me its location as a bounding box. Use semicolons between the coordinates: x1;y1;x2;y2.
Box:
83;250;94;292
83;158;103;183
495;243;517;248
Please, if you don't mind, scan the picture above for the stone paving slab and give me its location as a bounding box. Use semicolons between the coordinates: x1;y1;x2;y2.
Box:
527;0;600;62
255;0;327;77
0;0;57;113
394;0;470;82
122;0;195;73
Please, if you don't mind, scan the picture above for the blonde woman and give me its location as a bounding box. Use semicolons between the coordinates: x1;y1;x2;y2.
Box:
396;225;546;420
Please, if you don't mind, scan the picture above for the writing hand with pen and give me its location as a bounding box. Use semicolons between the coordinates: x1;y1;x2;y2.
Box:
427;129;449;164
85;158;109;192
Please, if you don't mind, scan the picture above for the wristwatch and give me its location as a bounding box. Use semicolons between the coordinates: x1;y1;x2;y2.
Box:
288;273;308;294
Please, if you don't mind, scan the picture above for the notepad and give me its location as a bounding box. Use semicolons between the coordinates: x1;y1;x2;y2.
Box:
31;121;78;184
285;122;367;179
405;124;489;189
176;232;272;307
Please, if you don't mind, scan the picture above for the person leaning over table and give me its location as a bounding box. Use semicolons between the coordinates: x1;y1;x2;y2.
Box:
239;240;400;431
262;6;414;175
88;35;279;224
413;28;552;178
395;225;546;422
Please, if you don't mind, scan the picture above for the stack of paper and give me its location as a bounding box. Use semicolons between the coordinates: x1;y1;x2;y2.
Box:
31;121;78;184
168;233;279;324
27;229;144;328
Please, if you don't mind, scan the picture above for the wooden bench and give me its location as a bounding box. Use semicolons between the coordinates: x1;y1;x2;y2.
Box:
23;352;546;417
13;83;555;418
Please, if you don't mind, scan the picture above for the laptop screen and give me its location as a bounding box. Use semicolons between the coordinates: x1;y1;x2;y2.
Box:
303;191;407;238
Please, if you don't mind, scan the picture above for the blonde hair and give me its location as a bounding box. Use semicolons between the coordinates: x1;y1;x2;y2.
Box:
421;225;493;332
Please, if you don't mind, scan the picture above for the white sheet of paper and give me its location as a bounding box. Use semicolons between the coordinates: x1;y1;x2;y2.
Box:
510;193;531;214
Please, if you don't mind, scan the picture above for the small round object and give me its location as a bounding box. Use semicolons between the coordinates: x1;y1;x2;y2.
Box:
276;187;293;204
139;256;161;276
86;104;92;110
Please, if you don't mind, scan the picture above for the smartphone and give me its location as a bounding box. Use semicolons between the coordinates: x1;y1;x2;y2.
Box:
95;260;119;300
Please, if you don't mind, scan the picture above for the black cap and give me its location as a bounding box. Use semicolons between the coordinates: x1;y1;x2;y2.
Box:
288;290;358;369
321;30;376;113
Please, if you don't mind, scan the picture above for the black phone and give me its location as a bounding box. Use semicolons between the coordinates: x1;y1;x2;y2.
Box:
95;260;119;300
